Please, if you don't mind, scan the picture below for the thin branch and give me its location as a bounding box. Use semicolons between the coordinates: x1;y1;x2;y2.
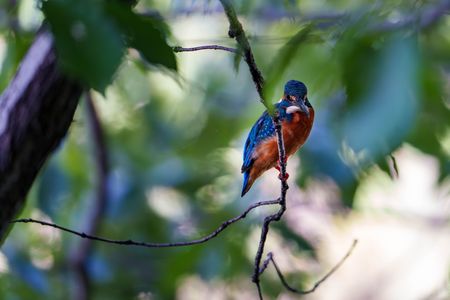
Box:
252;117;289;299
10;199;280;248
270;239;358;294
258;251;273;275
69;93;109;300
219;0;265;101
173;45;240;54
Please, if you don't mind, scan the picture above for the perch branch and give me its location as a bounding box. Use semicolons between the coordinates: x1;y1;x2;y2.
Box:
251;117;289;299
11;199;280;248
216;2;291;298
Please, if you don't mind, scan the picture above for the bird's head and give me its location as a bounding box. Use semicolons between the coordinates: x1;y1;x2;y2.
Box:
283;80;310;117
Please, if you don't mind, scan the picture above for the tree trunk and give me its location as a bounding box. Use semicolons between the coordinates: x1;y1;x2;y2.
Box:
0;30;82;242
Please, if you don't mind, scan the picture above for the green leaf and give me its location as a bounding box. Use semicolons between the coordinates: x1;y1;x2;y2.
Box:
342;35;420;168
406;62;450;179
42;0;124;93
262;25;314;111
105;2;177;71
340;35;380;108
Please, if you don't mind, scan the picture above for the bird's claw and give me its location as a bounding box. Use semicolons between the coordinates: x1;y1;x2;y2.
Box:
275;158;287;171
278;172;289;181
275;158;289;180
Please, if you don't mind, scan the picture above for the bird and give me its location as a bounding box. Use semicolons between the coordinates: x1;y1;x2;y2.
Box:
241;80;314;197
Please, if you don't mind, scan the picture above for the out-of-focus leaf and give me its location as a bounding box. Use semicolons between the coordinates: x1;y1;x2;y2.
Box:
105;2;177;71
341;179;359;207
277;222;315;254
342;35;420;168
406;61;450;179
37;163;69;219
262;25;315;112
298;106;357;206
3;245;49;294
340;35;380;108
42;0;124;93
157;247;202;298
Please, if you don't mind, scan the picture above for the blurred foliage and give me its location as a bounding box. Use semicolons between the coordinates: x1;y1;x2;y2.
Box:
42;0;176;92
0;0;449;299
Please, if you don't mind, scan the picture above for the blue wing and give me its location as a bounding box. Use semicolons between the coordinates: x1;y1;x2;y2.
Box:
241;100;293;173
241;111;275;173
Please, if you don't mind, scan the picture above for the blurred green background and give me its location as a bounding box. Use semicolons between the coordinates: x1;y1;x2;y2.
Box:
0;0;449;299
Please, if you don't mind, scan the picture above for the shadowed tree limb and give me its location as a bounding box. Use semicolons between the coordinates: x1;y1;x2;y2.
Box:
69;93;109;300
0;30;82;243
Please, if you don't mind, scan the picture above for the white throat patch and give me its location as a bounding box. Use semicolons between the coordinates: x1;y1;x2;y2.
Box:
286;106;301;114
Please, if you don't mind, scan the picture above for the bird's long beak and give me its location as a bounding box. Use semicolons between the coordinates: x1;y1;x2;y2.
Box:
297;98;309;117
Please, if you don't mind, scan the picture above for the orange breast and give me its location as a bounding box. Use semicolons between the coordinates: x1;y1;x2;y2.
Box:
250;136;279;180
248;107;314;184
282;107;315;157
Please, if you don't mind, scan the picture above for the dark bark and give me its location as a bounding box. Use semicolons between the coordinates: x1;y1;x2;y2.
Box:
0;30;82;242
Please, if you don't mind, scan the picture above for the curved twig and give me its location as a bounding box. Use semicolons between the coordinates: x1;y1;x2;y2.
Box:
10;199;280;248
268;239;358;294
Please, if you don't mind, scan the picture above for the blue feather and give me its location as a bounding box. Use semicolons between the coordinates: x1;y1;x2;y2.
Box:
242;111;272;172
241;100;292;174
284;80;307;98
241;171;250;197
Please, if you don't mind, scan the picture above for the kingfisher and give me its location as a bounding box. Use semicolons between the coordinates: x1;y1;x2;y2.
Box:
241;80;314;197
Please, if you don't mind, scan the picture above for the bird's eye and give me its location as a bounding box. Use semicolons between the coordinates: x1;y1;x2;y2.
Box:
288;95;296;102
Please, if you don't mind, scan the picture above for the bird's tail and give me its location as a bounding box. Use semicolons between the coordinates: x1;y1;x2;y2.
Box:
241;171;254;197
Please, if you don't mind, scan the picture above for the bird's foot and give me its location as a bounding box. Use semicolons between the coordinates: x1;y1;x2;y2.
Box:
275;158;288;180
274;158;287;171
278;172;289;181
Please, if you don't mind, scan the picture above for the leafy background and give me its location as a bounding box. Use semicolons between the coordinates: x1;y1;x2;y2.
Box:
0;0;449;299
